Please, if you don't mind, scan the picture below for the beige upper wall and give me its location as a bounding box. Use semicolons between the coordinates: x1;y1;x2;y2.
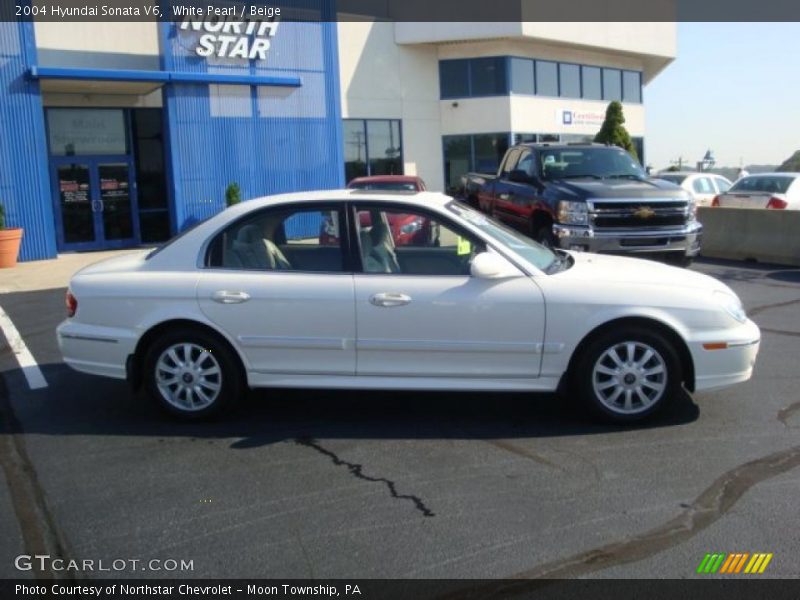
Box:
395;21;675;82
34;21;160;55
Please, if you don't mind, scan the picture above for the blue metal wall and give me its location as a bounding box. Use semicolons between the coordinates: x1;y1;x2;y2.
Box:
160;4;345;232
0;19;57;261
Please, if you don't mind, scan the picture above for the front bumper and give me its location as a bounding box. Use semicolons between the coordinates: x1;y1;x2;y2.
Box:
688;318;761;392
553;221;703;256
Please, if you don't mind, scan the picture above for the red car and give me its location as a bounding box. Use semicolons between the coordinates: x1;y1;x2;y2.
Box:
347;176;430;246
321;176;432;247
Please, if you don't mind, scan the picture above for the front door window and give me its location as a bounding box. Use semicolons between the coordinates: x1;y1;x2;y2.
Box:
98;163;134;240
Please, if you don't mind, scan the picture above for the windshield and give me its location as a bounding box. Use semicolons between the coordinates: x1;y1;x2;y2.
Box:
539;147;646;181
728;175;795;194
446;201;559;272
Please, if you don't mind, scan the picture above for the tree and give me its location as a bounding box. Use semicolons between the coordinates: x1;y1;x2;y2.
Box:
225;182;241;207
777;150;800;172
594;101;638;161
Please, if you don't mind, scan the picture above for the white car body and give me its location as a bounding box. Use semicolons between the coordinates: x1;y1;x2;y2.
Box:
57;191;760;419
656;172;732;207
714;173;800;210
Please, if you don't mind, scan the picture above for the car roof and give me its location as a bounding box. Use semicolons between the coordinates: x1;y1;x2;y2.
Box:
348;175;421;184
739;172;800;178
224;189;451;216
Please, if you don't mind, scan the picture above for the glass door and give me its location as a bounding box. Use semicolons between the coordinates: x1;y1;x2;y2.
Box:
51;156;139;251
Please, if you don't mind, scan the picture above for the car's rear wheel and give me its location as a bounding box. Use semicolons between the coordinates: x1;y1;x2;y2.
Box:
142;328;243;419
573;327;682;423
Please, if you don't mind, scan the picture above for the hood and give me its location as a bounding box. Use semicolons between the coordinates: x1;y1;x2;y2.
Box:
552;178;689;200
554;252;730;294
74;250;151;278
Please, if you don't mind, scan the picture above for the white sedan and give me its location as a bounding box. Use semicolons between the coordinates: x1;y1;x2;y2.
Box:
712;173;800;209
57;191;760;423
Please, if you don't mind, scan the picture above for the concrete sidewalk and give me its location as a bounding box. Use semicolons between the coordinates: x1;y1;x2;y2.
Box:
0;249;153;293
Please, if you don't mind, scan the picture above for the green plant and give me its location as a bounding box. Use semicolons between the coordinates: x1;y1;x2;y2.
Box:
594;101;638;161
225;182;241;207
0;202;5;230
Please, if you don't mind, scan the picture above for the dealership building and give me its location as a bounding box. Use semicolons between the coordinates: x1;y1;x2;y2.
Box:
0;12;675;261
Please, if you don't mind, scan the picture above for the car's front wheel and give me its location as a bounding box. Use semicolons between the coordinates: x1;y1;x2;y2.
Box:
573;327;683;423
142;327;243;419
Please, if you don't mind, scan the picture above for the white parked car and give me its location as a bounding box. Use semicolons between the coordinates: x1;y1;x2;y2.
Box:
712;173;800;209
57;191;760;423
657;172;732;207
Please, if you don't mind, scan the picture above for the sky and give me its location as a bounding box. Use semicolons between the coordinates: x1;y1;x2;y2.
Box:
644;22;800;170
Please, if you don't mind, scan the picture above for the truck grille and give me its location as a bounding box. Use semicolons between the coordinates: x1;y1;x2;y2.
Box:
590;200;689;230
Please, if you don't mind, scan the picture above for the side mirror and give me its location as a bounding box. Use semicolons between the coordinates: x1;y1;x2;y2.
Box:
470;252;521;280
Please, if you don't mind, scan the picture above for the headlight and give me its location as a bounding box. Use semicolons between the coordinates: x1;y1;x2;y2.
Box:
713;290;747;323
557;200;589;225
687;198;698;221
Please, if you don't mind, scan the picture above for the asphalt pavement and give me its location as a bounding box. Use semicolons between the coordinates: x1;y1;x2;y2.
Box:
0;256;798;582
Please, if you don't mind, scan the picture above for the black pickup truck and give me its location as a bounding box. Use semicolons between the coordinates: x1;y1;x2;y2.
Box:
458;143;702;264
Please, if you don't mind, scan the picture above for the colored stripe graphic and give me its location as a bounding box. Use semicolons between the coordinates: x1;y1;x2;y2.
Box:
700;552;773;574
720;554;737;574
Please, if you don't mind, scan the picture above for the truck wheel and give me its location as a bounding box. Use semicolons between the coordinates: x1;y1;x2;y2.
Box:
573;326;682;423
533;224;556;249
142;327;243;420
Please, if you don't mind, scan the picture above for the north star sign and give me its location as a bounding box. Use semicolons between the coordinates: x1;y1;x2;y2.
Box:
179;18;280;60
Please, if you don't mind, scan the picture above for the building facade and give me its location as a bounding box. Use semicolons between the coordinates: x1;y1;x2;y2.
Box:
0;13;674;261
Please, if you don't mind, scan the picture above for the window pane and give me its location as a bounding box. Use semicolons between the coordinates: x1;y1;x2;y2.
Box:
439;60;469;98
539;133;560;143
48;108;127;156
509;57;534;95
343;120;367;182
602;68;622;101
443;135;471;192
355;207;484;275
582;66;602;100
470;57;507;95
622;71;642;103
513;133;538;144
473;133;509;174
559;63;581;98
217;208;344;272
367;120;402;176
535;60;558;97
715;178;732;193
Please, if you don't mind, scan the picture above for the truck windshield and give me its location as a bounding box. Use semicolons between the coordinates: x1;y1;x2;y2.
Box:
540;147;645;181
446;201;559;272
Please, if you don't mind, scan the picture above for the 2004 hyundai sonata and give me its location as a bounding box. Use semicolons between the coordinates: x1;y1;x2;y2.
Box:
57;190;760;422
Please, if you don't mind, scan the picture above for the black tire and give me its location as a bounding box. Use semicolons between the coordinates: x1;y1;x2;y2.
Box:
665;253;694;268
533;223;557;249
142;327;244;420
572;326;683;423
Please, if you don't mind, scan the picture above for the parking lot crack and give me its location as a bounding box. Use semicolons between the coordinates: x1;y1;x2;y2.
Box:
439;443;800;597
295;438;435;517
778;402;800;428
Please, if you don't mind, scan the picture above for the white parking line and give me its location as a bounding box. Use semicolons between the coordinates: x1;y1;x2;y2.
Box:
0;303;48;390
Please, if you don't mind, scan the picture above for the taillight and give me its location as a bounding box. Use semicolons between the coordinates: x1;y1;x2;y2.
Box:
766;197;787;209
66;290;77;317
711;195;720;207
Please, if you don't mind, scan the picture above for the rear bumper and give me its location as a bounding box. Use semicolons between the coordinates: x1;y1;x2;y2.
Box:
553;221;703;256
56;320;138;380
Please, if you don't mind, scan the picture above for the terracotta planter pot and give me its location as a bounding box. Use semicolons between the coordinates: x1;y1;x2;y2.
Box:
0;228;24;268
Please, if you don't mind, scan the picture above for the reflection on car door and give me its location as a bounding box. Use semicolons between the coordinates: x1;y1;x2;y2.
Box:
352;204;546;379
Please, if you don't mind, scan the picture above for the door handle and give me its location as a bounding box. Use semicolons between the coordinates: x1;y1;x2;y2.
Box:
369;292;411;308
212;290;251;304
91;199;104;213
498;193;510;200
